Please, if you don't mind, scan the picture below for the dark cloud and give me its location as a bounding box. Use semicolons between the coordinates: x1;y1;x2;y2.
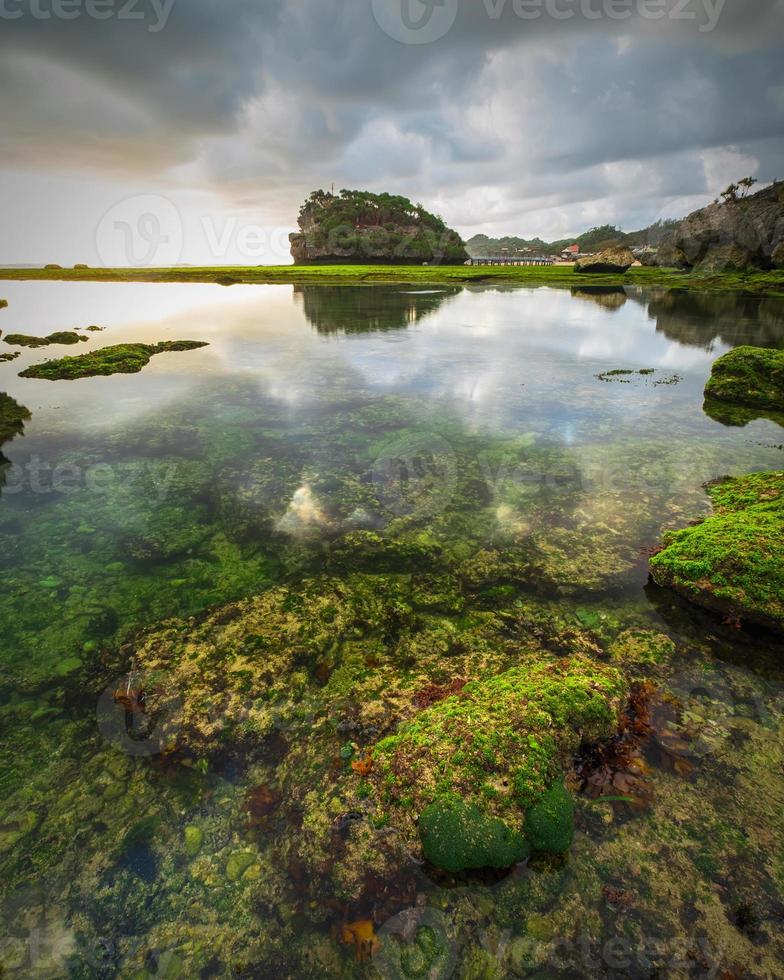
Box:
1;0;782;240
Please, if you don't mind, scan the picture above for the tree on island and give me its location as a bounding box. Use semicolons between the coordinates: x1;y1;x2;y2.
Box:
290;189;467;264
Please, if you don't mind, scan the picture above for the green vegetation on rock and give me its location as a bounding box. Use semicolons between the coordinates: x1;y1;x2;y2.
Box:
290;189;468;264
419;796;530;872
5;331;88;348
650;471;784;631
524;781;574;853
704;345;784;410
18;340;208;380
369;656;625;866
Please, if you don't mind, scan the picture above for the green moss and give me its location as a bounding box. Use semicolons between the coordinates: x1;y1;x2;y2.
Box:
524;781;575;853
704;346;784;410
18;340;208;380
5;331;88;348
650;472;784;630
372;656;625;853
419;795;530;872
608;629;676;666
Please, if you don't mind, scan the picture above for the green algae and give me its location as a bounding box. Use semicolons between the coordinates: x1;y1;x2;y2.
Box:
4;331;88;348
524;781;575;853
18;340;208;380
650;471;784;631
704;345;784;409
419;796;530;872
369;656;625;864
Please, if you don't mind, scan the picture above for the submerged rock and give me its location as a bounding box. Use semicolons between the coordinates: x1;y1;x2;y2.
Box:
574;247;635;274
704;345;784;412
18;341;208;380
650;471;784;632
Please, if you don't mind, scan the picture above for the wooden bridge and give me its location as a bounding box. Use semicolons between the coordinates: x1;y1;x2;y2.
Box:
467;256;554;267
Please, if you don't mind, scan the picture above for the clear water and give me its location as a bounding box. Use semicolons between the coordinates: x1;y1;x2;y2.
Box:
0;282;783;978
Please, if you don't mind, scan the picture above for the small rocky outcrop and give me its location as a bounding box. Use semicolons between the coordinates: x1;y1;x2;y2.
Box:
650;472;784;632
19;341;208;381
289;189;468;265
574;246;635;274
654;181;784;271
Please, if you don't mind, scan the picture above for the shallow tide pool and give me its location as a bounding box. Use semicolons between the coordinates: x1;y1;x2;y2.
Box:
1;282;783;979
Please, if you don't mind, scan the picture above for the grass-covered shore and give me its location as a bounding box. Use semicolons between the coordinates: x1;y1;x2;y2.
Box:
2;263;784;294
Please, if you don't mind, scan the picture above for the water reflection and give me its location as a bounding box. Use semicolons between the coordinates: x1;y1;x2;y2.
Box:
645;289;784;351
0;393;30;489
570;285;628;312
292;284;459;334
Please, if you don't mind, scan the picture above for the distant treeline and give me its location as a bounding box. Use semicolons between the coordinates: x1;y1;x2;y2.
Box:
466;220;680;258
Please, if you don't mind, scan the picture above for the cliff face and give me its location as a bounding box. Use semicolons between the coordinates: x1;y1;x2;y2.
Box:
658;181;784;271
289;189;468;265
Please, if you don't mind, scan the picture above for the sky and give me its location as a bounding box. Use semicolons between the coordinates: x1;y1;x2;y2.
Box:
1;0;783;265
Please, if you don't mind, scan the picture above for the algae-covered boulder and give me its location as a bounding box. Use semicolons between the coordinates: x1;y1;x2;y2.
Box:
19;341;208;380
371;656;625;868
650;471;784;632
419;797;530;873
704;346;784;412
574;247;634;274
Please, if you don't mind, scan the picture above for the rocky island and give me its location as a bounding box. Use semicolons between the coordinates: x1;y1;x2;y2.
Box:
289;189;468;265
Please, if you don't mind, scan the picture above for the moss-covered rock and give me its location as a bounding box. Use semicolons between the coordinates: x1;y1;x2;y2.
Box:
5;331;88;348
18;341;208;380
419;796;530;872
524;781;574;853
704;346;784;411
650;471;784;631
366;656;625;868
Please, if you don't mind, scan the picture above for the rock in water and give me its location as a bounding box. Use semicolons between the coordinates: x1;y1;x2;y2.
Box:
18;341;208;381
574;246;635;274
650;471;784;632
704;346;784;411
289;189;468;265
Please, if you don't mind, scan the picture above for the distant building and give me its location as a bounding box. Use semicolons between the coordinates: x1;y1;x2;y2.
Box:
562;244;580;258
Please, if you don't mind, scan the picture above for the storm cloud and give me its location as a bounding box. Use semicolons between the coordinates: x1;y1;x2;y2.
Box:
1;0;783;261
